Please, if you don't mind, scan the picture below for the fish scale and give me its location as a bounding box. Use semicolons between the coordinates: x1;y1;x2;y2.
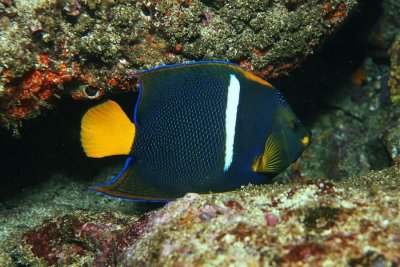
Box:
132;77;227;194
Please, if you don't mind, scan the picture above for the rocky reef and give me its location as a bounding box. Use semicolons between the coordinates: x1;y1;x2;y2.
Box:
2;0;400;266
0;0;357;132
1;165;399;266
277;55;396;183
389;35;400;103
369;0;400;104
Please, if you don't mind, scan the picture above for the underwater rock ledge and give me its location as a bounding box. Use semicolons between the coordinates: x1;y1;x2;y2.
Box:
0;0;357;131
1;164;399;266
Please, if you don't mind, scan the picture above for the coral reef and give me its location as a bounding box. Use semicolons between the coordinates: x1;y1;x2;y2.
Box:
0;0;357;132
1;165;399;266
371;0;400;49
0;173;146;266
272;0;400;182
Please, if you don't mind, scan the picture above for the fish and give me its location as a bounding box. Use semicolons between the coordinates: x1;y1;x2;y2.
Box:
80;61;311;202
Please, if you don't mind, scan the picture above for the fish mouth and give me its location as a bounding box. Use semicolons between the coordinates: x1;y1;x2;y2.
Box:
301;128;312;147
300;128;312;147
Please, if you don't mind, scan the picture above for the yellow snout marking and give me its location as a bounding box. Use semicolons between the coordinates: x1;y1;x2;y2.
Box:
301;136;310;146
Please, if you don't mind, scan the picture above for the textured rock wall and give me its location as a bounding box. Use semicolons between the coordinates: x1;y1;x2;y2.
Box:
0;0;357;132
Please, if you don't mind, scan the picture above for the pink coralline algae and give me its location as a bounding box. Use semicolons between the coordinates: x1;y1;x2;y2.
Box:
22;211;137;266
17;196;201;266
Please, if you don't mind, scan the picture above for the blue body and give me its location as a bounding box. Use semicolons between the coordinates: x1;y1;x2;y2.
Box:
89;61;308;201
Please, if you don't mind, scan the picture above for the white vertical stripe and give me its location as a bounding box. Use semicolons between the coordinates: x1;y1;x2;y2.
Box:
224;74;240;171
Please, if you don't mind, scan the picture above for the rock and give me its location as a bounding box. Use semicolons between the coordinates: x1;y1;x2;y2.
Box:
122;166;400;266
0;0;357;132
382;121;400;163
389;34;400;104
20;211;136;266
367;0;400;104
1;165;399;266
276;56;395;183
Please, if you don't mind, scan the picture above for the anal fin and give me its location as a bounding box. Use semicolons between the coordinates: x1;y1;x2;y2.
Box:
89;157;174;202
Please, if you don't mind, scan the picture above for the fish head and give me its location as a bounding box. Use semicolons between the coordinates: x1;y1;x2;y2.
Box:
253;90;311;174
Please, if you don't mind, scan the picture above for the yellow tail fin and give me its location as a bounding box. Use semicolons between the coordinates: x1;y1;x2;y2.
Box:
81;100;136;158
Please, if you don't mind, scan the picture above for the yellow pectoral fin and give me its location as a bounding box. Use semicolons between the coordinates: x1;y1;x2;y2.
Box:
81;100;136;158
253;133;286;173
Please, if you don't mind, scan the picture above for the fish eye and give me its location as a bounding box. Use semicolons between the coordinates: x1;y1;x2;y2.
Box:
291;120;301;132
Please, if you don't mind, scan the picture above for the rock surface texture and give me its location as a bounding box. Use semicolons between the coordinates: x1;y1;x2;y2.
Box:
0;0;357;131
1;165;399;266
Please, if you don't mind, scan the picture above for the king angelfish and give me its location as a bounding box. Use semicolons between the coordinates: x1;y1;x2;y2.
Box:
80;61;311;202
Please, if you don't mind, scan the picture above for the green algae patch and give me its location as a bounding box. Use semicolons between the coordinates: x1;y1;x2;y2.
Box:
303;206;340;232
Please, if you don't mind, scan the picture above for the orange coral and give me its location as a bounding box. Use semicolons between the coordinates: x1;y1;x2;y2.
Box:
324;3;348;22
351;68;368;86
1;54;74;126
1;52;135;128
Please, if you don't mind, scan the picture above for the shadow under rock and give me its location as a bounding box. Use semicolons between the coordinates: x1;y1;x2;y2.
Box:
0;92;137;203
273;0;384;126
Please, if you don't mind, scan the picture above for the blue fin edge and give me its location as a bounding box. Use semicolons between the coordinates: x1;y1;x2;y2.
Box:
131;60;239;76
87;188;172;203
133;80;142;124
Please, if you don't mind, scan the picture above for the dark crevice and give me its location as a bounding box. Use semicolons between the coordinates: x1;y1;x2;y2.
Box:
0;92;136;201
140;4;152;17
274;0;383;125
